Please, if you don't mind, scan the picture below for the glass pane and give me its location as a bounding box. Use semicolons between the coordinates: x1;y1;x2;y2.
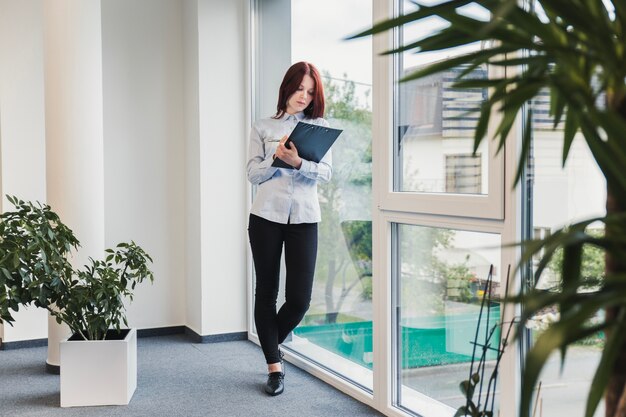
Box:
394;223;502;414
529;90;606;416
285;0;374;390
396;0;489;194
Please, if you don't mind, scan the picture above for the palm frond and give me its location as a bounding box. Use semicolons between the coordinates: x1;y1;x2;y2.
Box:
561;107;579;165
585;308;626;417
346;0;475;39
521;316;608;417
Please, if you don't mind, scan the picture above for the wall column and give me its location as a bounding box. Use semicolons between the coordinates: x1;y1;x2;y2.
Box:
42;0;105;368
0;0;48;345
182;0;248;338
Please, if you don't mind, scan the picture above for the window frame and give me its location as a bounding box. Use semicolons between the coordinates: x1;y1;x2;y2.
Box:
372;1;521;416
381;0;506;220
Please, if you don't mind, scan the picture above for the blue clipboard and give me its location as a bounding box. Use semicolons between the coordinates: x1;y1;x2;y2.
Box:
272;121;343;169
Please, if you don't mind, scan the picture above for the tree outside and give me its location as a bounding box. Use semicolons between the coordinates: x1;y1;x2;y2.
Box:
310;72;481;326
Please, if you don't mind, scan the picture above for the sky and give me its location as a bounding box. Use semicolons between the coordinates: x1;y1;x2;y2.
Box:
291;0;616;82
291;0;372;86
291;0;485;83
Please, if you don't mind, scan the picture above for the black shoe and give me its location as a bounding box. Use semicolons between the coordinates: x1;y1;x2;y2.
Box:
265;371;284;396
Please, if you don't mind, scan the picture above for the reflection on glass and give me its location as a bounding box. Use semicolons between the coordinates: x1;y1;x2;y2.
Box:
394;223;501;414
396;0;489;194
397;66;488;194
529;91;606;417
283;0;374;391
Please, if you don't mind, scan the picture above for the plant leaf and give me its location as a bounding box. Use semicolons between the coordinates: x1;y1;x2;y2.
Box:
346;0;475;39
585;309;626;417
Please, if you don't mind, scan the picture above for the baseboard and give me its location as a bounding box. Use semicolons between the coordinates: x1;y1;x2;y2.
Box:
46;362;60;375
0;337;48;351
184;327;248;344
138;326;248;343
137;326;186;338
0;326;248;350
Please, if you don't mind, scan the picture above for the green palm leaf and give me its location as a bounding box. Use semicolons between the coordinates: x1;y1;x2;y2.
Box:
585;308;626;417
521;318;607;417
346;0;475;39
398;48;510;82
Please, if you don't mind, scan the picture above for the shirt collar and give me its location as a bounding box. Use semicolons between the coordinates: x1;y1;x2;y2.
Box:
280;111;305;121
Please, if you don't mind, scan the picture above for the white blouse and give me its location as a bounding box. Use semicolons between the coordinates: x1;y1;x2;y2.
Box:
246;112;332;224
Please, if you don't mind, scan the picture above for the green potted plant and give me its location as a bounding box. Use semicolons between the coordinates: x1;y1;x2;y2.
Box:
0;196;79;326
0;196;154;406
351;1;626;416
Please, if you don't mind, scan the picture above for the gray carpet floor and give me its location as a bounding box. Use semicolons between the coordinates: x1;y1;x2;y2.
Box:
0;334;384;417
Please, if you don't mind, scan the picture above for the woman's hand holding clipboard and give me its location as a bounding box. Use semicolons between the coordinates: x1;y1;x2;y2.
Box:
273;135;302;169
272;122;343;169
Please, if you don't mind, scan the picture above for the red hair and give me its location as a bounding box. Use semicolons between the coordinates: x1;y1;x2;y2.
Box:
274;61;325;119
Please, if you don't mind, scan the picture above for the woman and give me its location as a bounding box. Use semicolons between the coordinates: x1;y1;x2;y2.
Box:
247;61;332;396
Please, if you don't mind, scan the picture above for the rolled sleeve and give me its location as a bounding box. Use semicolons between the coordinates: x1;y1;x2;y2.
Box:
249;114;335;224
297;149;332;183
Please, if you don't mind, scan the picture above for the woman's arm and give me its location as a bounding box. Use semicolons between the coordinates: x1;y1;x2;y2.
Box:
246;125;277;185
296;150;332;183
274;122;333;183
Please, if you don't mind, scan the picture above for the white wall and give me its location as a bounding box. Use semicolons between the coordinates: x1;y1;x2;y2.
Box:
196;0;248;335
44;0;106;269
101;0;187;329
0;0;250;344
99;0;249;335
0;0;48;343
402;135;490;194
533;132;606;229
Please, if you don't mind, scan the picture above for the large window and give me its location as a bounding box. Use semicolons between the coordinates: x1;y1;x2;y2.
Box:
520;2;607;415
385;1;512;415
527;93;606;417
252;1;520;415
393;223;501;415
389;0;504;220
252;0;373;390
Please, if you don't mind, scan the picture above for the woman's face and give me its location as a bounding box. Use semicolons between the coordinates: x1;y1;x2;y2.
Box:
286;74;315;115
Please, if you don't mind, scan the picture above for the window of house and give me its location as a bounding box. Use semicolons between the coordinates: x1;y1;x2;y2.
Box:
445;154;482;194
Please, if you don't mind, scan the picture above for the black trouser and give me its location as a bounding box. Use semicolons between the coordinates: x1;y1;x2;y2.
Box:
248;214;318;365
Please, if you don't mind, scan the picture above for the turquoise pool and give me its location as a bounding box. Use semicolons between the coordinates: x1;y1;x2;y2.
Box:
294;306;501;369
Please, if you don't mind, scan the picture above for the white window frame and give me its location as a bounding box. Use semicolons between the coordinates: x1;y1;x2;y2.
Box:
377;0;505;221
372;1;521;416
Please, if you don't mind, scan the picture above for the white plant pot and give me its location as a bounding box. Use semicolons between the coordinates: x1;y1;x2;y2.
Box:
60;328;137;407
